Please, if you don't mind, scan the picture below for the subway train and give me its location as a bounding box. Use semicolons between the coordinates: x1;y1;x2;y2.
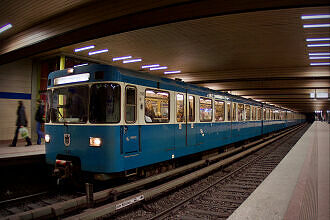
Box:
44;64;305;181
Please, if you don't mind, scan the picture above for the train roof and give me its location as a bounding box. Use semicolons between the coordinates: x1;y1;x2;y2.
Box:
48;64;294;112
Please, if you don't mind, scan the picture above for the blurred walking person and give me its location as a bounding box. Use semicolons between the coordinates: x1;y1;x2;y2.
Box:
35;99;45;145
10;101;32;146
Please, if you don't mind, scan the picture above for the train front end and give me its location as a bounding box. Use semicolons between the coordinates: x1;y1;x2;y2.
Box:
44;65;123;182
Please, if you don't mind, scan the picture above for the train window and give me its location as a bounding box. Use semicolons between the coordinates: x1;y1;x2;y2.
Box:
51;85;89;123
258;107;262;120
199;97;212;122
237;103;244;121
266;108;270;120
176;94;185;122
245;104;251;121
263;108;266;120
252;106;256;120
145;89;169;123
90;83;121;123
215;100;225;121
226;102;231;121
188;95;195;122
232;103;237;121
45;90;51;123
125;86;136;123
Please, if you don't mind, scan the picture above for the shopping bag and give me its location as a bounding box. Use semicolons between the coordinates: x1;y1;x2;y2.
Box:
19;127;29;138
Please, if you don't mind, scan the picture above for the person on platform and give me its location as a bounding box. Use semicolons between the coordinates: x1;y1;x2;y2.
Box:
35;99;45;145
10;101;32;147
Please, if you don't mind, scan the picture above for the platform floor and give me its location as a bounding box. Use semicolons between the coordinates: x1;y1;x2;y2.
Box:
228;121;329;220
0;144;45;159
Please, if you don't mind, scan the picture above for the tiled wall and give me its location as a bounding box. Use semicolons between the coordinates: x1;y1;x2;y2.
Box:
0;59;33;141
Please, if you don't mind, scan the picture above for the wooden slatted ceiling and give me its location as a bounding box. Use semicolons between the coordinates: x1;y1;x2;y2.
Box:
49;6;329;112
0;0;92;40
0;0;190;54
0;1;329;112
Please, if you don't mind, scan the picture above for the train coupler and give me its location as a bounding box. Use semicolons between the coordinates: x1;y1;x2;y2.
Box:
53;159;73;181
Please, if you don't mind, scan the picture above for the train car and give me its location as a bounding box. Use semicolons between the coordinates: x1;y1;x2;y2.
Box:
44;64;305;181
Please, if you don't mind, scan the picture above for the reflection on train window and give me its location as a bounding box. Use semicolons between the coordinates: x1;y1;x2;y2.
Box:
215;100;225;121
227;102;231;121
232;103;237;121
263;108;266;120
145;89;169;123
90;83;121;123
51;85;88;123
125;86;136;123
237;103;244;121
176;94;185;122
200;97;212;122
188;96;195;122
245;104;251;121
46;90;51;123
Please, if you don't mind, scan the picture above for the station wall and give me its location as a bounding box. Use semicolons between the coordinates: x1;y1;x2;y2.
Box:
0;59;33;143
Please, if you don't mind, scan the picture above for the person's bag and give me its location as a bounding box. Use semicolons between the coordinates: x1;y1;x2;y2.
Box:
19;127;29;138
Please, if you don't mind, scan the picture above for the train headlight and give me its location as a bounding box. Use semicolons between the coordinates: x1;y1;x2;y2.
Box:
45;134;50;143
89;137;102;147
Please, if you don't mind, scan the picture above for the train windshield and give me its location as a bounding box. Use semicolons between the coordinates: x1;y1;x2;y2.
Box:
51;85;89;123
90;83;121;123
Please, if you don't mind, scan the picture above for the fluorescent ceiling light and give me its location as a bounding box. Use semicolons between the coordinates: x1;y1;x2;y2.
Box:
0;23;12;34
88;49;108;55
306;38;330;42
112;56;132;61
309;56;330;59
307;43;330;47
74;63;88;67
310;62;330;66
303;24;330;28
141;64;160;68
150;66;167;70
54;73;90;85
123;58;142;63
309;52;330;56
164;70;181;74
74;45;95;52
301;15;330;19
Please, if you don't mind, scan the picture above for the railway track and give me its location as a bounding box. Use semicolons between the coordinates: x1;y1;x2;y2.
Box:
1;123;308;220
146;123;308;220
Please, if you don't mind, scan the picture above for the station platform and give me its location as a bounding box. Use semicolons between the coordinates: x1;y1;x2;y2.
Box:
0;143;45;166
228;121;329;220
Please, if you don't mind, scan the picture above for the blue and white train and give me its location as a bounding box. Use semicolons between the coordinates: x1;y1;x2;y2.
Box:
45;64;305;180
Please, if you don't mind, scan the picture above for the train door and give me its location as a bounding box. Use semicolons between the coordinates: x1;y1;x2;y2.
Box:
174;93;186;149
187;94;197;146
121;86;140;154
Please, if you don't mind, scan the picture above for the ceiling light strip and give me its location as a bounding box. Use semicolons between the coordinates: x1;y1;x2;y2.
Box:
88;49;108;55
112;56;132;61
123;58;142;63
307;43;330;47
306;38;330;42
0;23;12;34
74;63;88;67
164;71;181;74
310;62;330;66
74;45;95;52
150;66;167;70
303;24;330;28
309;52;330;56
309;56;330;59
301;15;330;20
141;64;160;68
